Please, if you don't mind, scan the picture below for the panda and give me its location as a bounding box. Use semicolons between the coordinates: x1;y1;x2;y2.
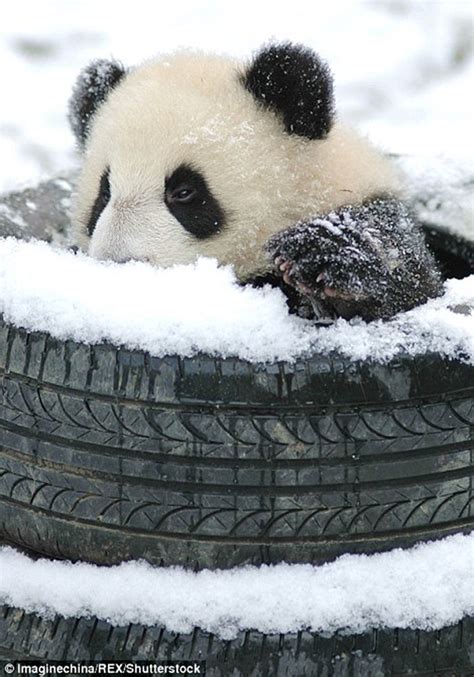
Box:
68;43;443;322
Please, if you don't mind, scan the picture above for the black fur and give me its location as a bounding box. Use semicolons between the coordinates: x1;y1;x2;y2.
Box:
242;43;335;140
68;59;127;148
87;168;111;236
265;198;443;321
165;165;226;239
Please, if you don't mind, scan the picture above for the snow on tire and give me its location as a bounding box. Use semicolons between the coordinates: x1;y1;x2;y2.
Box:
0;604;472;673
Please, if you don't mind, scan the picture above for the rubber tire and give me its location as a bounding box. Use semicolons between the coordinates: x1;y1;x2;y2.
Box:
0;316;473;568
0;605;473;676
1;176;473;567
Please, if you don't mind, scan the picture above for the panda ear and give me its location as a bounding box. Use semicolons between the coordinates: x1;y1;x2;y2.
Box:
242;43;335;140
68;59;127;149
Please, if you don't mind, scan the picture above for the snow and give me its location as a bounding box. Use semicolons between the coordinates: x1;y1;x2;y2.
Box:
400;155;474;241
0;237;472;363
0;533;472;638
0;0;473;641
0;1;472;193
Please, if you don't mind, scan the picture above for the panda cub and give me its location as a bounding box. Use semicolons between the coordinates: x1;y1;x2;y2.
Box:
69;43;442;321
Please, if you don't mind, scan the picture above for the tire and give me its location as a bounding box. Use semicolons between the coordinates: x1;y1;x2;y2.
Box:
1;175;473;676
0;605;473;676
0;317;473;568
423;223;474;279
0;176;473;568
0;175;73;246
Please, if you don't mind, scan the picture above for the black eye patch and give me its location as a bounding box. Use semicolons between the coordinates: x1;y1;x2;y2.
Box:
87;168;111;236
165;164;225;239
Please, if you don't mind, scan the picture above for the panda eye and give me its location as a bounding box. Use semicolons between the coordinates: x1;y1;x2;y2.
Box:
168;186;197;204
87;168;111;236
165;164;225;239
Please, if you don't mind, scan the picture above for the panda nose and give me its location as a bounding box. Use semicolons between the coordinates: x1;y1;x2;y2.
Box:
90;246;150;264
116;255;151;264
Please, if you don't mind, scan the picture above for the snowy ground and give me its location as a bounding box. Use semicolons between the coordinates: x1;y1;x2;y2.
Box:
0;1;473;193
1;534;473;638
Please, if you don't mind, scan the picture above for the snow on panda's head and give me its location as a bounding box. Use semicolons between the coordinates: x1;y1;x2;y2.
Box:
70;44;399;279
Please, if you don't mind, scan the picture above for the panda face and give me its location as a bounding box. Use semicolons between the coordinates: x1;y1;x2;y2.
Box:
71;47;400;279
87;164;226;243
72;53;308;276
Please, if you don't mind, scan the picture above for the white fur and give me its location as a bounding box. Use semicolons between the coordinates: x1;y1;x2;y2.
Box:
73;51;401;279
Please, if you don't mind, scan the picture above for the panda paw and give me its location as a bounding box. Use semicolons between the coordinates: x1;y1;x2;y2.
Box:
265;217;384;318
272;253;357;302
273;255;316;295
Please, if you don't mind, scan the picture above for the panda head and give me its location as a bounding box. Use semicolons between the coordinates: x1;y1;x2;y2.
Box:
70;44;398;279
